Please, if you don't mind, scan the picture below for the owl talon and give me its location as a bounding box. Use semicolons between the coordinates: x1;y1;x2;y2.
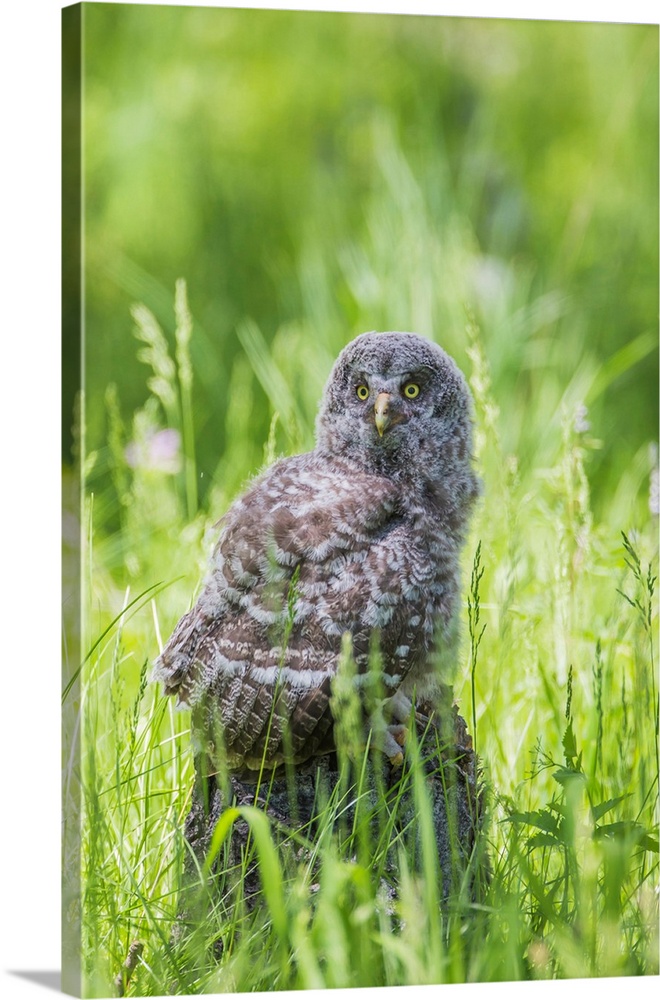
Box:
389;723;408;747
373;723;409;765
384;691;431;734
386;690;414;725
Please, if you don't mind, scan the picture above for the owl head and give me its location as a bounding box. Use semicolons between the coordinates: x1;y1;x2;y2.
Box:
316;331;480;510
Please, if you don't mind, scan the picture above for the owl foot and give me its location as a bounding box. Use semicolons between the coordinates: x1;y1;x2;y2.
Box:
385;689;432;729
387;689;414;724
380;723;408;768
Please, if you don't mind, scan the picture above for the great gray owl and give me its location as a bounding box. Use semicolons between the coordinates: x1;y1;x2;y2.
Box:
154;331;479;779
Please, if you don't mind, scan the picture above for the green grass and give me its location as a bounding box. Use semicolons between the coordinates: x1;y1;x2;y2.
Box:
65;261;658;994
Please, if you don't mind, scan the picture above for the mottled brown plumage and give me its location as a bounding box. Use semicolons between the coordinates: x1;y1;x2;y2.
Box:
154;331;479;778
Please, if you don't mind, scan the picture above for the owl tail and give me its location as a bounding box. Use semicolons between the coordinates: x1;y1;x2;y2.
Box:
151;606;202;706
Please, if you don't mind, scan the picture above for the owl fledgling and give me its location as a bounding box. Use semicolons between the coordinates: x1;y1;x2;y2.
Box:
154;331;480;778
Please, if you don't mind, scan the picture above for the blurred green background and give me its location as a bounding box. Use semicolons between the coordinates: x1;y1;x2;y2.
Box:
76;3;658;532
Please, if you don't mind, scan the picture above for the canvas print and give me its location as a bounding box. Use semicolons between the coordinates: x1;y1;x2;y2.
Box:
61;3;659;996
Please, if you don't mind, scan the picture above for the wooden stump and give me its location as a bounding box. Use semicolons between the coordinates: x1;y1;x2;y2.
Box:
177;691;489;945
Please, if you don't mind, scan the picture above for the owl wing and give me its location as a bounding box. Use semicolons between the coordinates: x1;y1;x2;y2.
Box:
153;452;419;771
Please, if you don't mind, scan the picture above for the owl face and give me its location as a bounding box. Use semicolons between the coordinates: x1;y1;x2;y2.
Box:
316;331;475;487
347;360;439;444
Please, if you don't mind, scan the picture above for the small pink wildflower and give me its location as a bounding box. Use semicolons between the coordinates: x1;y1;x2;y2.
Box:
125;428;182;474
573;403;590;434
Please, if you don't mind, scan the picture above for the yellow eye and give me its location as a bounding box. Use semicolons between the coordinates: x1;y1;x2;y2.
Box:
403;382;420;399
356;384;370;400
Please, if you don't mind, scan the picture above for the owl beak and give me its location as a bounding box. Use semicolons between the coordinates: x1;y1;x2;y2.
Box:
374;392;392;437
